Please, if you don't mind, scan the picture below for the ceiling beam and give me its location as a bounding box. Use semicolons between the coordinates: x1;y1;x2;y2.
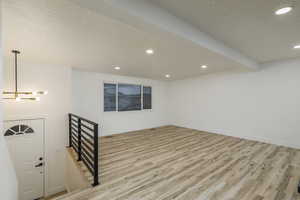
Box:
105;0;259;70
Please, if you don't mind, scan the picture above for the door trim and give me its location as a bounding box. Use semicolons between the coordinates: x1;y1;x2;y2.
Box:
4;114;48;121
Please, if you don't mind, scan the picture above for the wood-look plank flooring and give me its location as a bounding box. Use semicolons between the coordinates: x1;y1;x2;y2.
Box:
67;126;300;200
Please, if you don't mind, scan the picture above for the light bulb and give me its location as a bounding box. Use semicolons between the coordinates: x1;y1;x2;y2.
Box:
275;7;293;15
146;49;154;55
32;91;38;95
35;97;40;101
16;97;21;102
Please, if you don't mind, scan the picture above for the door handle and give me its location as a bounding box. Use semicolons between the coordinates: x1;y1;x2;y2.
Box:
35;163;44;168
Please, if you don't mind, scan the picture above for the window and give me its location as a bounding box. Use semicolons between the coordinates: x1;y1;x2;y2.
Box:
143;86;152;109
4;125;34;137
104;83;152;112
118;84;141;111
104;83;117;112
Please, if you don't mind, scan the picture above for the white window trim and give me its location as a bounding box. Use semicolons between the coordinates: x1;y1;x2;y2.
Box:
103;81;118;113
142;85;152;110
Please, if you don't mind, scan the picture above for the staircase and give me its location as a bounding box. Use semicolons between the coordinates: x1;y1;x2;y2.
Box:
48;114;101;200
68;113;99;186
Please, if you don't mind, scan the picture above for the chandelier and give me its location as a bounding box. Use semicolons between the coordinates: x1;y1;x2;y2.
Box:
3;50;48;101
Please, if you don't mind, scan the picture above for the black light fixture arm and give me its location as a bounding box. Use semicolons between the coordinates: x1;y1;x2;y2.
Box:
3;49;47;101
12;50;20;98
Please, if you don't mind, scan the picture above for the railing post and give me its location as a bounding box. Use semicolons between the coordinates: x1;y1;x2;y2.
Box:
93;124;99;186
77;118;82;161
68;114;72;147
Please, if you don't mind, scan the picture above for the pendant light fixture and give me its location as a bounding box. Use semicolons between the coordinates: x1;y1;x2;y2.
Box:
3;50;48;101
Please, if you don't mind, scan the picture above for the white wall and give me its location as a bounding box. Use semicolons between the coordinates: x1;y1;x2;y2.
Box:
168;59;300;149
72;70;170;136
0;138;18;200
3;62;71;196
0;1;18;198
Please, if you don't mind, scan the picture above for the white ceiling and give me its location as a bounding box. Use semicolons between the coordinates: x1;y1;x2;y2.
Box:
2;0;299;80
150;0;300;63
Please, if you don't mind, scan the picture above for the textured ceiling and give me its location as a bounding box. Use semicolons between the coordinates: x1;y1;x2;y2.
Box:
150;0;300;63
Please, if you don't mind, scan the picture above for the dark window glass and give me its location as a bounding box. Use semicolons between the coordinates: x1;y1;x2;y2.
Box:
20;125;27;131
104;83;117;112
25;128;34;134
118;84;141;111
4;129;15;136
4;125;34;137
11;125;19;132
143;86;152;109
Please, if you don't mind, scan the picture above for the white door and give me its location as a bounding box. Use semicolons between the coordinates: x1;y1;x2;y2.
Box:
4;119;45;200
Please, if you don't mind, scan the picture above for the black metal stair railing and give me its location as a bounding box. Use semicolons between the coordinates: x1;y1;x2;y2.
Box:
68;113;99;186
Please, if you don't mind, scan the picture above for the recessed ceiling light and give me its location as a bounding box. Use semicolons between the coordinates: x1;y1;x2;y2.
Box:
165;74;171;78
294;44;300;49
114;66;120;70
275;6;293;15
146;49;154;55
201;65;208;69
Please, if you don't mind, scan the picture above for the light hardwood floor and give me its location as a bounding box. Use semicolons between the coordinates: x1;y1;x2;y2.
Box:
74;126;300;200
43;191;67;200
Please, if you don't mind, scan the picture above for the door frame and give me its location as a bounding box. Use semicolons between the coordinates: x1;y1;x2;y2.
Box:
4;115;47;199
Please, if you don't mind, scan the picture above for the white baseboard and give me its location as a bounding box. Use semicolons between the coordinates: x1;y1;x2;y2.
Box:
174;124;300;149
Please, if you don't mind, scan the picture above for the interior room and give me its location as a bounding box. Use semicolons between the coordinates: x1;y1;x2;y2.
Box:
1;0;300;199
